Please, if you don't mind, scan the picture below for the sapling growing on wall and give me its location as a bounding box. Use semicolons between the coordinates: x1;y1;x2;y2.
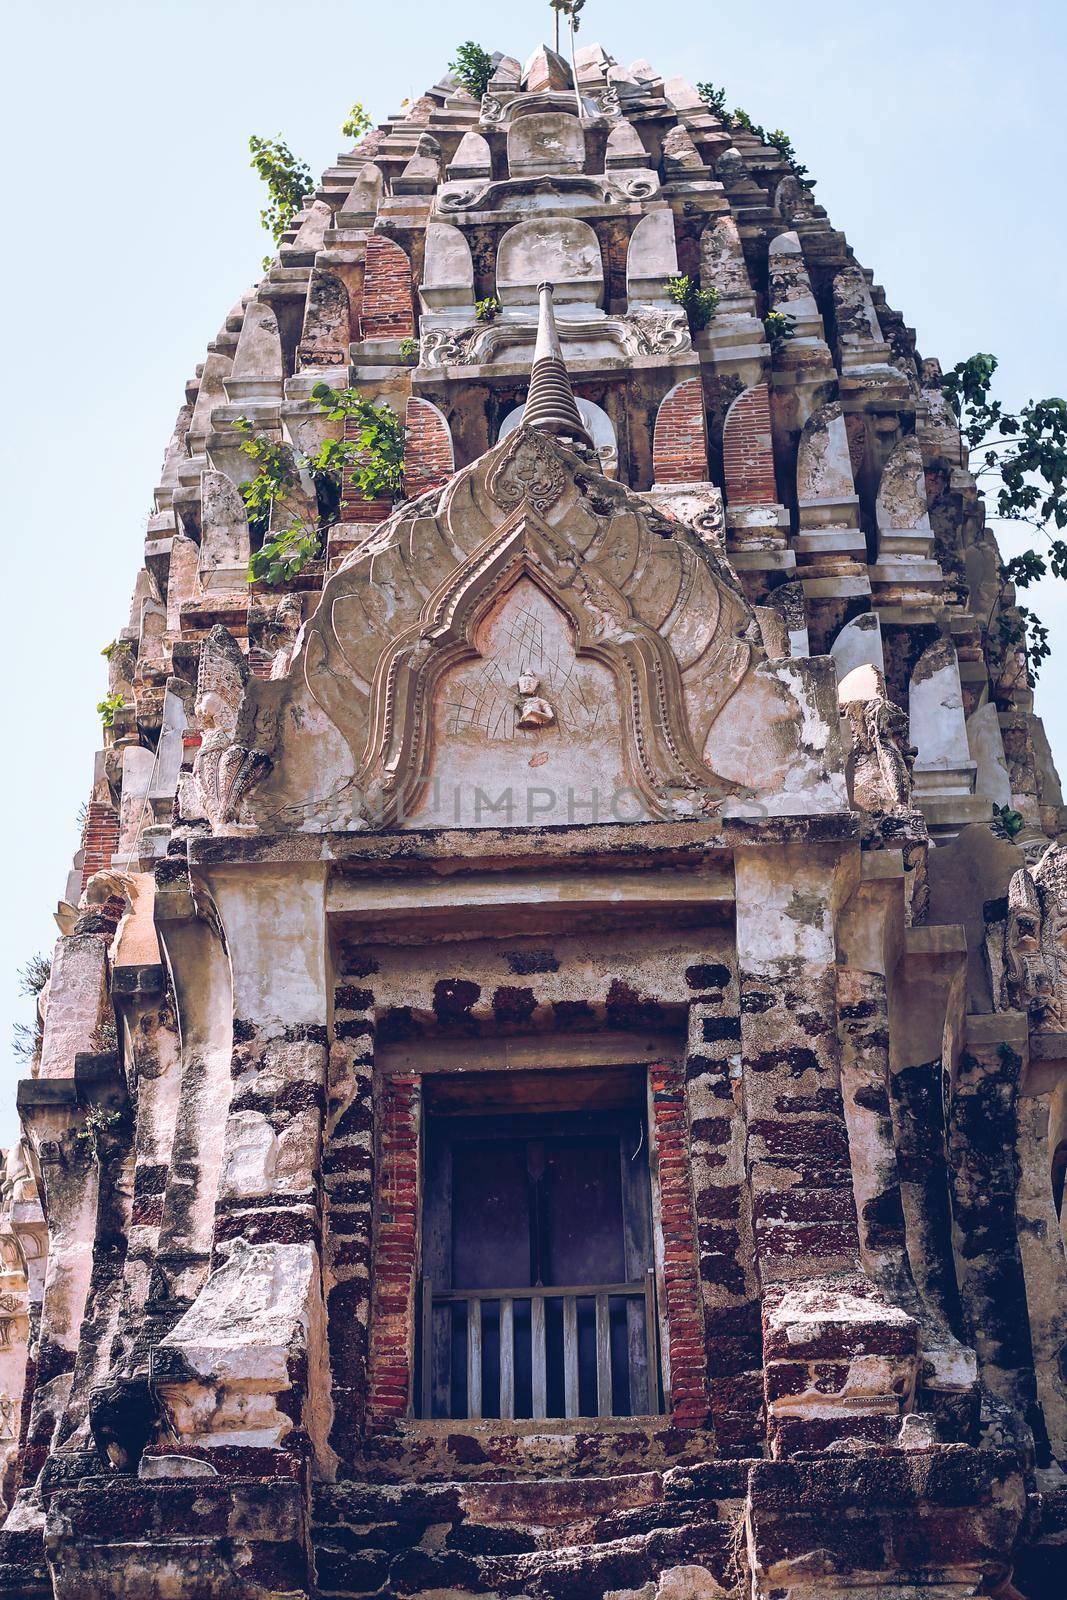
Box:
241;386;405;585
667;275;718;334
248;133;313;269
448;42;494;101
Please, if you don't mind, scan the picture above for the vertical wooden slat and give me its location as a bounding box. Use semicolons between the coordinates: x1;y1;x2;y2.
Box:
563;1295;579;1418
532;1294;547;1419
595;1292;613;1417
420;1279;433;1420
467;1298;482;1420
643;1271;660;1415
500;1297;514;1420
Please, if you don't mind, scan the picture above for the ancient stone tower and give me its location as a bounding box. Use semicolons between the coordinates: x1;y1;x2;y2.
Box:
5;37;1067;1600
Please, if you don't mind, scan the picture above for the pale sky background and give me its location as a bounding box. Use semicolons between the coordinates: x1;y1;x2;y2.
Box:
0;0;1065;1145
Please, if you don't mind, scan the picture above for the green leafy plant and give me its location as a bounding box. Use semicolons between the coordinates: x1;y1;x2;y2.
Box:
449;41;494;101
475;296;501;323
73;1105;130;1164
398;337;420;365
342;102;372;142
667;275;719;334
991;802;1026;840
249;133;313;269
696;86;812;183
696;82;728;119
764;310;797;357
239;385;405;586
309;382;405;501
234;418;300;536
942;354;1067;680
942;355;1067;538
249;520;322;586
97;692;126;728
767;129;809;180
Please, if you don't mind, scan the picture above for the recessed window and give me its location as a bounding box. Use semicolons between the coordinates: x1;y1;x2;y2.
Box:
418;1068;661;1421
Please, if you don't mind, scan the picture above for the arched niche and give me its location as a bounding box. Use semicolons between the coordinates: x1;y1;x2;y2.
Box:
499;399;618;477
496;217;604;309
420;222;475;313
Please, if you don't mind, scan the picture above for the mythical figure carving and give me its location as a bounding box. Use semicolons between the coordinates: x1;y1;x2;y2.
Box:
593;85;621;116
625;305;691;356
420;326;488;369
479;94;504;124
192;625;276;832
989;842;1067;1027
839;667;916;818
486;428;569;514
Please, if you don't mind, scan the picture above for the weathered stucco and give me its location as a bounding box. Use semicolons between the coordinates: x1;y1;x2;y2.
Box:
6;34;1067;1600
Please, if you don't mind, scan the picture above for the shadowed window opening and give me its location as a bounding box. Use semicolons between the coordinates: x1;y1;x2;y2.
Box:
417;1067;661;1421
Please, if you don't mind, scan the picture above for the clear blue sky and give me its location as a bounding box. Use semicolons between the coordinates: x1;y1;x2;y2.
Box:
1;0;1065;1144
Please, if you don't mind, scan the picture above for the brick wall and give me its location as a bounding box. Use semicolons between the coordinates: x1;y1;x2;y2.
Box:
722;383;778;505
403;398;454;500
360;235;415;341
80;800;120;892
652;378;709;484
366;1074;421;1430
650;1060;711;1429
325;979;377;1455
684;967;765;1456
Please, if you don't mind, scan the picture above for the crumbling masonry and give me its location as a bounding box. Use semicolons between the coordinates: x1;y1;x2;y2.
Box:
4;37;1067;1600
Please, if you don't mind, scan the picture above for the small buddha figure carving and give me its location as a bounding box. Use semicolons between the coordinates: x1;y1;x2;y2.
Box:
516;672;555;729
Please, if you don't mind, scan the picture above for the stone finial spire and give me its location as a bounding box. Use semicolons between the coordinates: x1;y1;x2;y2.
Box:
522;282;594;449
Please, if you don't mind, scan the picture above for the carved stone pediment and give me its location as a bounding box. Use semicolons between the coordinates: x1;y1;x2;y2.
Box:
226;427;847;834
234;427;765;832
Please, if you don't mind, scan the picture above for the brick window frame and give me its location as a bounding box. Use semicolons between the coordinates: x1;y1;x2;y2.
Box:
365;1047;709;1433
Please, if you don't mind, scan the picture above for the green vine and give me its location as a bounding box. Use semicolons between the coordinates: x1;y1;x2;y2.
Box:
475;296;501;323
667;275;719;334
399;337;420;365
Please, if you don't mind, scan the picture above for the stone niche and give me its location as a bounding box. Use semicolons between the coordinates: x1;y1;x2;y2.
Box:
419;221;475;315
506;112;585;177
496;217;604;309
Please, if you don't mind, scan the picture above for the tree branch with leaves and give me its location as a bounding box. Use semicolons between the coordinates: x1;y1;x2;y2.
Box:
941;354;1067;681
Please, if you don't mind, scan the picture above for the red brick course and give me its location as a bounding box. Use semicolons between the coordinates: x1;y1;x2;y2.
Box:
366;1075;421;1429
403;397;454;500
722;383;778;505
360;235;415;341
652;378;710;484
650;1062;711;1428
80;800;120;891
